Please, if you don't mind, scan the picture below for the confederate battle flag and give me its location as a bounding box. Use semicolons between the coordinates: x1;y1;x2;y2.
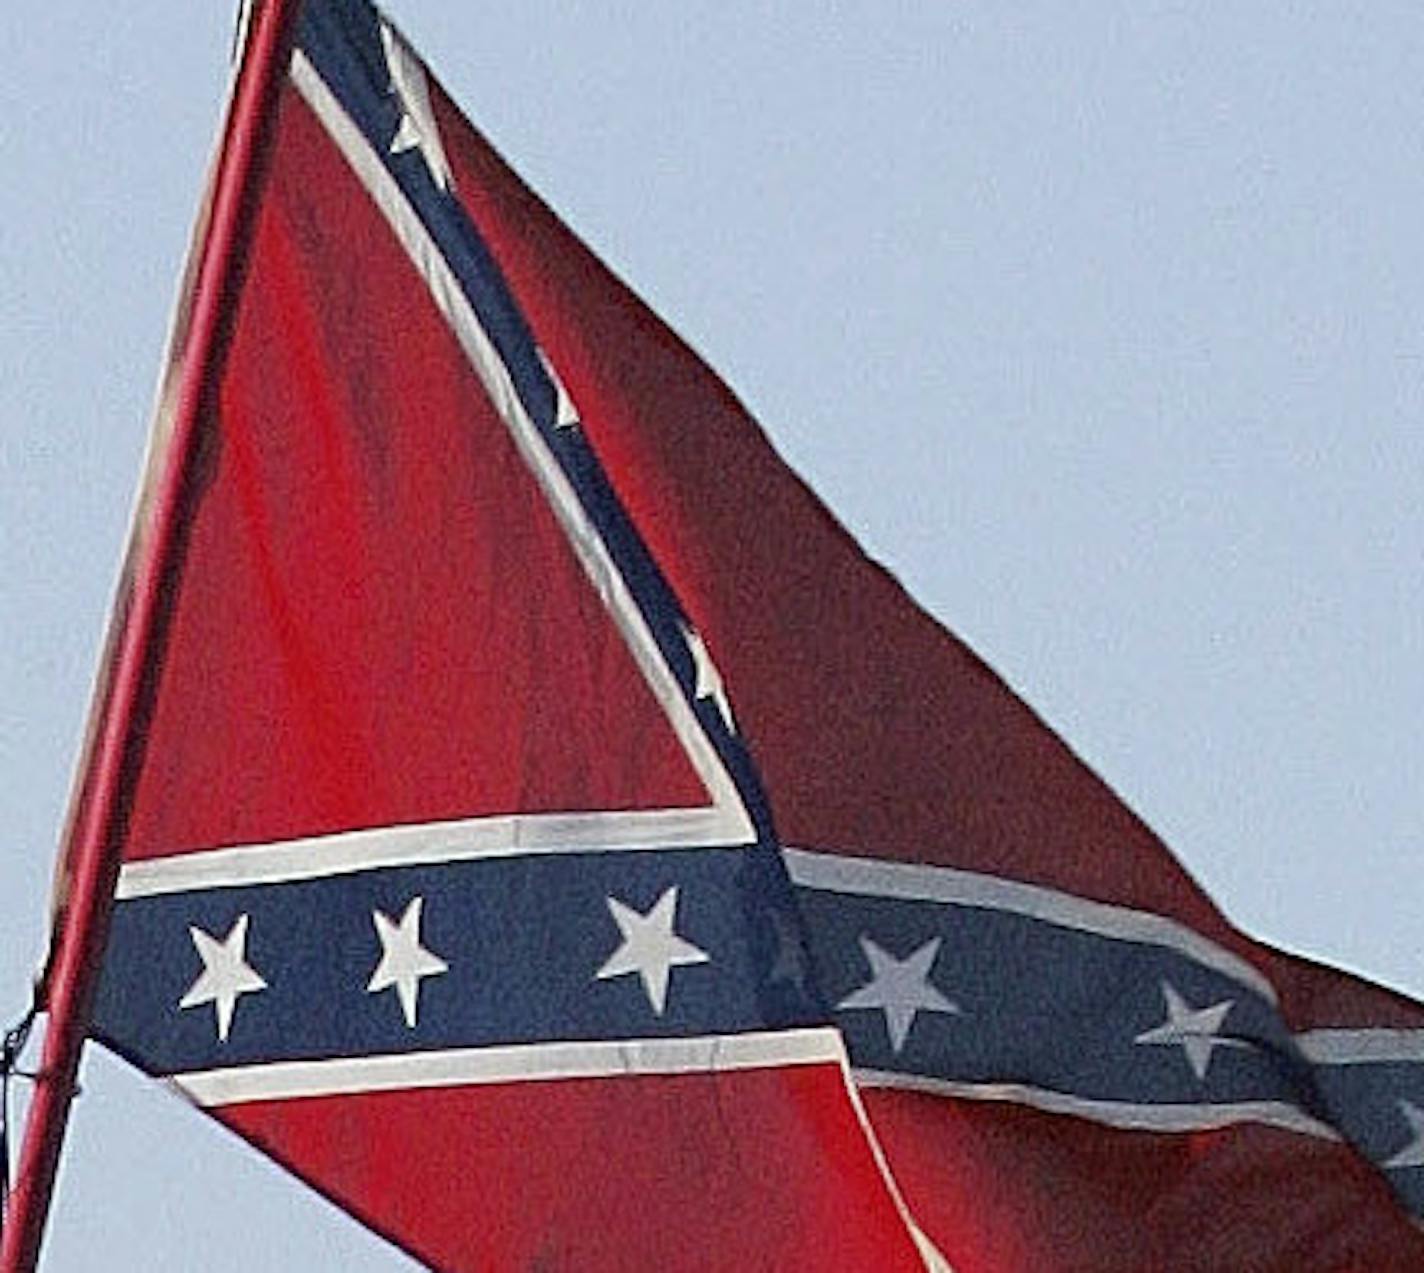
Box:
5;2;1422;1270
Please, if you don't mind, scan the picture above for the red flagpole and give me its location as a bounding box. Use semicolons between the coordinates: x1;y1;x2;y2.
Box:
0;3;304;1267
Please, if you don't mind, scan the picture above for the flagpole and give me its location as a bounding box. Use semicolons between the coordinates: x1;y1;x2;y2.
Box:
0;2;304;1267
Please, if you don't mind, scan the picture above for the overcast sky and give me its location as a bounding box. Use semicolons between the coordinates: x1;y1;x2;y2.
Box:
3;3;1421;1267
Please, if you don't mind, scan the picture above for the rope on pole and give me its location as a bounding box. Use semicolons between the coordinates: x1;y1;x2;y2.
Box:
0;993;40;1241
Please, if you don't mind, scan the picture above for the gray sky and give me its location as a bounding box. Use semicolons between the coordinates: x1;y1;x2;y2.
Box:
3;4;1421;1267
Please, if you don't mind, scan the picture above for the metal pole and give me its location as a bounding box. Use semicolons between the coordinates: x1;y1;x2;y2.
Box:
0;2;303;1266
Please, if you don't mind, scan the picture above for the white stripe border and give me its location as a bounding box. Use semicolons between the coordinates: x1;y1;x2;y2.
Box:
1297;1028;1424;1066
116;807;743;899
854;1068;1340;1142
171;1026;845;1107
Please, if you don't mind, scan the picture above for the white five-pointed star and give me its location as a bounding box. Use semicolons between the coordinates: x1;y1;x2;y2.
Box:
836;936;960;1052
682;624;735;732
1383;1099;1424;1170
537;348;580;430
367;897;449;1028
380;20;452;190
595;886;709;1014
178;914;267;1043
1134;980;1241;1080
